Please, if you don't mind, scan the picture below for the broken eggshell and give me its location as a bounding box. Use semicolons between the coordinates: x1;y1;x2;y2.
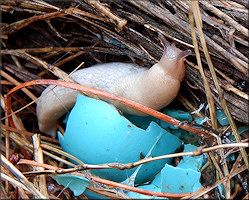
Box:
58;94;182;183
160;144;203;193
125;144;203;199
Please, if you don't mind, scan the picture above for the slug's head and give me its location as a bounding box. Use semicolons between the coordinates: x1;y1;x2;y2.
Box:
158;33;191;82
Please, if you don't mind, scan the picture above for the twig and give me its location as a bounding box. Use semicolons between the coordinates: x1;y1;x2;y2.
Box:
1;173;29;192
191;1;248;170
19;143;248;174
1;154;47;199
200;1;248;37
189;10;217;129
212;35;248;63
1;10;67;37
1;46;136;56
17;159;191;199
1;124;59;143
219;78;249;100
128;0;248;76
40;144;84;165
1;7;105;38
1;70;37;101
84;0;127;30
53;51;86;67
32;134;49;198
186;66;248;124
182;164;247;199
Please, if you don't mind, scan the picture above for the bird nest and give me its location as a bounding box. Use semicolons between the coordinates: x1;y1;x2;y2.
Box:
1;0;248;199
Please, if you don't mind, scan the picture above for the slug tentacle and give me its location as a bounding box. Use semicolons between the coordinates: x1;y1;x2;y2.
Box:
159;33;191;63
158;32;171;49
158;33;191;81
178;49;192;59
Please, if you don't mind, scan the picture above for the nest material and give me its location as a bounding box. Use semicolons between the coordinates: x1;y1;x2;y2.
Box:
1;0;248;125
1;0;249;199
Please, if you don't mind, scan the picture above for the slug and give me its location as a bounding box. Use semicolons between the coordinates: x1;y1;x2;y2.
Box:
37;33;191;138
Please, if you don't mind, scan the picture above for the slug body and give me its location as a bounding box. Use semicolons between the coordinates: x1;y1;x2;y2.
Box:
37;34;191;137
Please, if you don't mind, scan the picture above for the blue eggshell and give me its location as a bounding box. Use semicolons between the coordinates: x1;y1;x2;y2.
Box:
126;184;164;199
177;144;204;171
216;109;229;126
149;144;203;194
160;109;193;129
161;164;202;193
52;174;90;196
238;126;249;135
59;94;182;183
84;190;110;199
150;172;162;188
123;113;161;130
194;117;205;125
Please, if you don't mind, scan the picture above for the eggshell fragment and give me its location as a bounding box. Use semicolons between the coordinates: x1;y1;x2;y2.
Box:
125;184;163;199
152;144;203;194
125;144;203;198
59;94;182;183
52;174;90;196
161;164;202;193
216;108;229;126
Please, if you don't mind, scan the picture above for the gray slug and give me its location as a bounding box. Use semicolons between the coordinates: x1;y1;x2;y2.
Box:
37;34;191;138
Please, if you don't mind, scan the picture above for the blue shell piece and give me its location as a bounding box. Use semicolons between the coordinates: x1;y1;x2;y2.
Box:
59;94;182;183
160;109;193;129
52;174;90;196
83;190;110;199
125;184;164;199
216;109;229;126
125;144;203;198
177;144;204;171
160;144;203;193
194;117;205;125
161;164;202;193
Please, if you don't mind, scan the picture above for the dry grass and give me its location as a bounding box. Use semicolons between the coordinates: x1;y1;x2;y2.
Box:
1;0;248;199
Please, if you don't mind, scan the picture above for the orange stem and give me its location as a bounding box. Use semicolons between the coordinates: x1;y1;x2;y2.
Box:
1;124;59;143
6;79;211;137
18;159;191;198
